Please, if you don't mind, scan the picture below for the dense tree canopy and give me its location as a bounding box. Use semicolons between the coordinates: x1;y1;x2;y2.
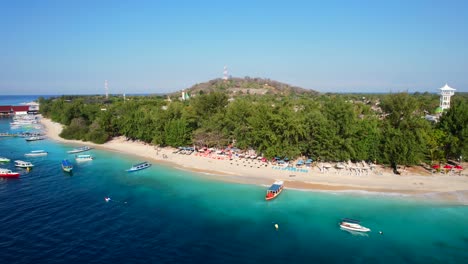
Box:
39;92;468;168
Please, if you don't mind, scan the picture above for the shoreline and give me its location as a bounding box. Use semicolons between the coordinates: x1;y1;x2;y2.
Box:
39;117;468;204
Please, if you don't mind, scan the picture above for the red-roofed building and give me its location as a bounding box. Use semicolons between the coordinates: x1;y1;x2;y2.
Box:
11;106;29;115
0;105;12;116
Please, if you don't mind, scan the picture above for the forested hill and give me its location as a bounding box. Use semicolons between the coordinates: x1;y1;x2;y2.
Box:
175;77;319;97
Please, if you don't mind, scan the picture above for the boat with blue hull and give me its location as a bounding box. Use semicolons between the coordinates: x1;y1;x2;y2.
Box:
126;161;151;172
62;159;73;172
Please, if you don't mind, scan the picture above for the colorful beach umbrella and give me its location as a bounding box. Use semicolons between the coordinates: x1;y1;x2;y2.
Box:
432;164;440;169
455;165;463;170
443;165;453;169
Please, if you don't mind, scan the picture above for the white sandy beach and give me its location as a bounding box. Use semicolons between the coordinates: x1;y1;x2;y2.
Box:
40;117;468;203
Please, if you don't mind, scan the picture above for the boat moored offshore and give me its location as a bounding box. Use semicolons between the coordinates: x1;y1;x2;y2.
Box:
61;159;73;172
339;218;371;233
24;150;48;157
14;160;34;168
0;157;11;163
126;161;151;172
25;136;46;142
0;168;20;178
67;146;92;154
265;180;284;201
75;154;94;162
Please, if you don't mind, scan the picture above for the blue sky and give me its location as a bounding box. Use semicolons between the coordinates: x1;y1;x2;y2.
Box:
1;0;467;95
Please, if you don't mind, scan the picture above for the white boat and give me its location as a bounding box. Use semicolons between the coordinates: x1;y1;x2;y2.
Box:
25;136;46;142
126;161;151;172
339;218;371;232
0;157;10;163
24;150;48;157
67;146;93;154
75;154;94;162
14;160;34;168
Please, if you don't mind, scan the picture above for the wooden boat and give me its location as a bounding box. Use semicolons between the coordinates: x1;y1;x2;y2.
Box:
14;160;34;168
61;159;73;172
0;157;10;163
126;161;151;172
0;168;20;178
75;154;94;162
24;150;48;157
265;180;284;201
25;136;46;141
67;146;92;154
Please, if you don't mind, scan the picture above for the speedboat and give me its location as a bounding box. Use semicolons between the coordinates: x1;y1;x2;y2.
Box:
67;146;92;154
126;161;151;172
14;160;34;168
265;180;284;201
24;150;48;157
339;218;371;232
61;159;73;172
0;157;10;163
75;154;94;162
0;168;20;178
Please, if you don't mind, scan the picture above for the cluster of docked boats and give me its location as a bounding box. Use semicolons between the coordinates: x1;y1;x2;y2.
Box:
61;146;95;173
0;159;34;178
0;145;95;178
10;115;41;130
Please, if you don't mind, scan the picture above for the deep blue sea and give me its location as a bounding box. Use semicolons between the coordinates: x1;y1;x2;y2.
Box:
1;95;468;263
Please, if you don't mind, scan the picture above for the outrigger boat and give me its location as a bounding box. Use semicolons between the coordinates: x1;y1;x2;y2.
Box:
61;159;73;172
126;161;151;172
265;180;284;201
0;168;20;178
24;150;48;157
0;157;10;163
67;146;92;154
14;160;34;169
75;154;94;162
339;218;371;233
25;136;46;142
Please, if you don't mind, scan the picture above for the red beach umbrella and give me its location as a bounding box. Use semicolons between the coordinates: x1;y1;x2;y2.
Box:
455;165;463;170
443;165;453;169
432;164;440;169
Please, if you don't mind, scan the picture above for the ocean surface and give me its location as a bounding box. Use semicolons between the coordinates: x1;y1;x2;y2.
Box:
1;95;468;263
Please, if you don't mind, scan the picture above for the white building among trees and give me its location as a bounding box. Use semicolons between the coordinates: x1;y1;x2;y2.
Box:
439;84;456;110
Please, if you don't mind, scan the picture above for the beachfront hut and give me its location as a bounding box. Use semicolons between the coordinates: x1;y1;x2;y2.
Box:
296;159;304;167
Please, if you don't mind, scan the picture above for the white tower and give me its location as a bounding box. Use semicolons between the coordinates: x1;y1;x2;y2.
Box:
439;84;456;110
105;80;109;99
223;66;228;82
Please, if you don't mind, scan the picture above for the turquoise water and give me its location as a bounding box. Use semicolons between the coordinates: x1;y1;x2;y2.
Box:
1;96;468;263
